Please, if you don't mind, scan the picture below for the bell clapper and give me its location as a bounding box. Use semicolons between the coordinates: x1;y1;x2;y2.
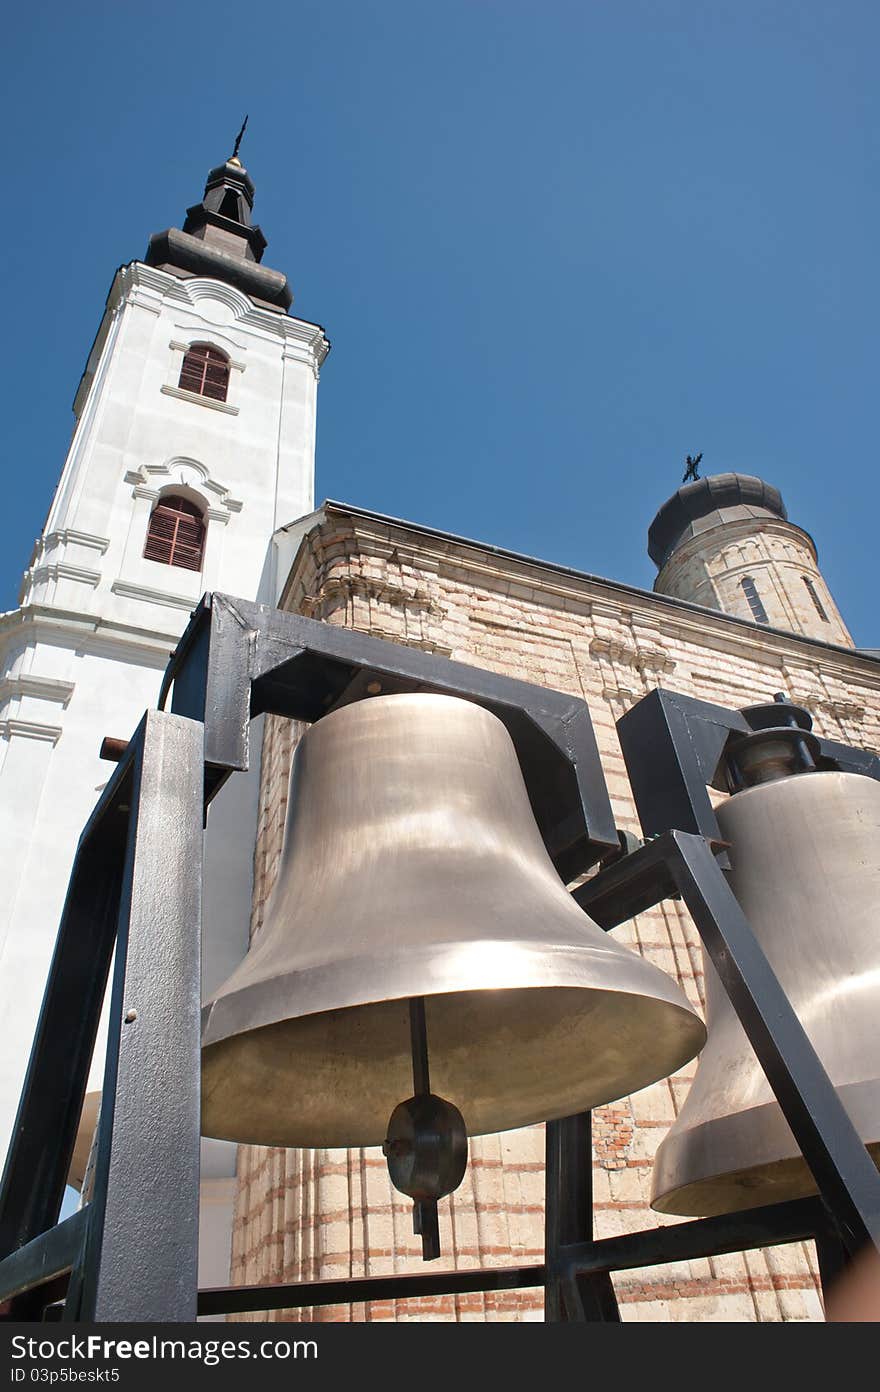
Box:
382;997;468;1261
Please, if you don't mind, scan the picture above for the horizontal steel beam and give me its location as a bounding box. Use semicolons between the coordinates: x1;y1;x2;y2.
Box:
616;688;880;873
198;1263;546;1317
572;834;680;928
165;594;619;877
198;1197;833;1319
561;1196;823;1277
0;1210;86;1304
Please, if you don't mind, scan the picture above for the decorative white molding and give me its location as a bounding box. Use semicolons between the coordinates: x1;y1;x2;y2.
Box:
100;264;330;399
159;384;239;416
41;530;110;556
0;718;63;745
110;580;201;612
0;675;75;706
25;563;102;590
279;317;331;364
125;460;243;515
183;278;255;321
0;604;180;663
169;337;246;371
281;339;327;379
111;263;329;361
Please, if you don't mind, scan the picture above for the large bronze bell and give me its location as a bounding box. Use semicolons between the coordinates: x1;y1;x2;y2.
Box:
652;749;880;1217
202;692;705;1151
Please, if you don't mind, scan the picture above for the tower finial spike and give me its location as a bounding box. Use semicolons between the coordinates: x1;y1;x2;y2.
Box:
229;114;249;166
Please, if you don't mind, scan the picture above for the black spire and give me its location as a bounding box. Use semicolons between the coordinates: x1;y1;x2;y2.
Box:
182;156;264;259
145;138;293;312
231;114;248;163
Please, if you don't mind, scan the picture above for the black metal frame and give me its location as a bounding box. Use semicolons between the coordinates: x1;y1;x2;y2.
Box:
161;594;620;878
0;596;878;1323
616;688;880;869
0;711;204;1320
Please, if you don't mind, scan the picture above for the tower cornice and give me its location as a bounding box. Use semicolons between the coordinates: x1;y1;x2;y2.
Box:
108;262;329;356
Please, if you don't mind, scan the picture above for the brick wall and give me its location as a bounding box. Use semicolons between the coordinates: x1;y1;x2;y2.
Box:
228;504;880;1322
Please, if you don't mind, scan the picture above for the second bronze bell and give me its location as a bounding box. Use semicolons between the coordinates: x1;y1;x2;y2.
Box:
202;692;705;1149
652;762;880;1217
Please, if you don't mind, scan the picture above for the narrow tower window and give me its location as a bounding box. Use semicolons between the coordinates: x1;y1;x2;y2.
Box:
740;575;769;624
803;576;829;622
219;189;243;220
178;343;230;403
144;495;206;572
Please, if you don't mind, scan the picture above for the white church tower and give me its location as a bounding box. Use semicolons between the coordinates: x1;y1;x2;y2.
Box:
0;142;329;1279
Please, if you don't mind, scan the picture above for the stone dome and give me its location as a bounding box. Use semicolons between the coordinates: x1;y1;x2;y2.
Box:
648;474;787;570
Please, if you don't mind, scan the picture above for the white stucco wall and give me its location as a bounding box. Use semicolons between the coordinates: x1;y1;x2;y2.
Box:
0;261;328;1281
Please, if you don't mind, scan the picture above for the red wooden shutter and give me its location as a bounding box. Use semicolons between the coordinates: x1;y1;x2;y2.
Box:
144;497;206;571
178;344;230;403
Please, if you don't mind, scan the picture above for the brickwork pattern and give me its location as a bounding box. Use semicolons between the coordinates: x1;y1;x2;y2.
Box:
229;508;880;1322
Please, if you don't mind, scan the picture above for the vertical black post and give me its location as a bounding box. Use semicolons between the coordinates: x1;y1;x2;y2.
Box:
69;711;204;1322
544;1113;620;1322
544;1116;578;1320
815;1226;853;1309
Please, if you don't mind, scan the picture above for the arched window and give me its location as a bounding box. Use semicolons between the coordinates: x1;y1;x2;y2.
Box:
740;575;769;625
178;343;230;402
144;496;206;572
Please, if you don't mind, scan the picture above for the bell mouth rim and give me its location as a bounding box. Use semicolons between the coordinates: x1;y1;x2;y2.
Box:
650;1077;880;1217
201;935;702;1051
201;976;706;1149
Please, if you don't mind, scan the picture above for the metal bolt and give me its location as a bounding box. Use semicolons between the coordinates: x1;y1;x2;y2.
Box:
366;681;382;695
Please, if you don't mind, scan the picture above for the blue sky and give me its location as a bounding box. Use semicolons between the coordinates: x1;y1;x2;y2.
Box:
3;1;878;640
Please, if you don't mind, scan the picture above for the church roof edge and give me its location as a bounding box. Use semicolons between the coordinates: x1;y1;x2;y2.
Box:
291;499;874;669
